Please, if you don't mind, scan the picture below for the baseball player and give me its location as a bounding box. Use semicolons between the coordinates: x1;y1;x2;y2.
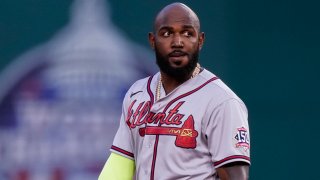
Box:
99;2;250;180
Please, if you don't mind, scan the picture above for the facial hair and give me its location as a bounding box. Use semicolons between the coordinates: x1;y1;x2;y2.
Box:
155;47;199;82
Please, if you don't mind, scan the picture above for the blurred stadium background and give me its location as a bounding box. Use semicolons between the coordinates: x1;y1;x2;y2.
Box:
0;0;319;179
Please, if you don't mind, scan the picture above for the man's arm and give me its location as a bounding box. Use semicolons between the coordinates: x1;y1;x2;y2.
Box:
98;152;135;180
216;162;249;180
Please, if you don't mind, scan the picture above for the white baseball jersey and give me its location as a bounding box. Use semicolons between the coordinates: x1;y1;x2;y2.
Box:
111;69;250;180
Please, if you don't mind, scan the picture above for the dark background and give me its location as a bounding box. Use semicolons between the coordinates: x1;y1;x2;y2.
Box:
1;0;319;179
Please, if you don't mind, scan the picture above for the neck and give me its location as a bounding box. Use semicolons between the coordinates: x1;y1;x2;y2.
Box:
160;74;183;95
159;63;201;95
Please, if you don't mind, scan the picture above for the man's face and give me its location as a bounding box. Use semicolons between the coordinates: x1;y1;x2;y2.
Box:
150;9;204;81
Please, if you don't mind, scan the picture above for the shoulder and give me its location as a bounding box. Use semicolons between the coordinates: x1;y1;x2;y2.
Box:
125;73;159;96
198;69;246;108
129;76;151;91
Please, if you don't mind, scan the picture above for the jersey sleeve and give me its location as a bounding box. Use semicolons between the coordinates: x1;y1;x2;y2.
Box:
204;98;250;168
110;90;135;160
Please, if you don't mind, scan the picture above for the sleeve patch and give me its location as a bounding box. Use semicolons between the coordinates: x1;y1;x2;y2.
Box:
234;127;250;151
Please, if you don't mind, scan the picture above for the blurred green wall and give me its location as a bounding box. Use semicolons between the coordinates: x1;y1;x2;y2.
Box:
1;0;319;179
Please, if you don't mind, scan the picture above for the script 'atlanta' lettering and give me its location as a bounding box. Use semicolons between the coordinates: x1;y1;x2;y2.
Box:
126;100;185;128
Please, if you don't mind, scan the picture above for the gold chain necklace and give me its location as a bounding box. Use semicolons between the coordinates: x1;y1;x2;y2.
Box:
156;63;201;101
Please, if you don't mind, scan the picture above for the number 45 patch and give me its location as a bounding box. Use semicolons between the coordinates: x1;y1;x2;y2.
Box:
234;127;250;151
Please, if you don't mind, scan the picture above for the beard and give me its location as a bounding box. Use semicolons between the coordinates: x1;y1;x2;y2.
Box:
155;47;199;82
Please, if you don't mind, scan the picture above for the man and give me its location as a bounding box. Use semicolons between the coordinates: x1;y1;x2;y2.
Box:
99;2;250;180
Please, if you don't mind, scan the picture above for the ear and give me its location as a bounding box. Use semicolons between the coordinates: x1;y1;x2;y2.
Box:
148;32;155;50
198;32;205;50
